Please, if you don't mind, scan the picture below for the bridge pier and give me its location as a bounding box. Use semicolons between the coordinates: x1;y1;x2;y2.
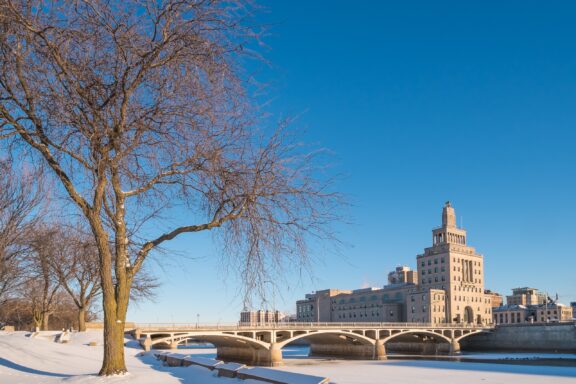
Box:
374;340;387;360
449;338;461;355
216;344;283;367
170;340;179;349
309;343;374;359
134;328;142;340
143;335;152;352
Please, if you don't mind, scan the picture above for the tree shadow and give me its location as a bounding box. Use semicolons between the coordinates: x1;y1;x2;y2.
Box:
136;352;220;383
0;357;74;378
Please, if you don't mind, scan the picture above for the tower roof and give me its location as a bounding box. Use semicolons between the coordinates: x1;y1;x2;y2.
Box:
442;201;456;227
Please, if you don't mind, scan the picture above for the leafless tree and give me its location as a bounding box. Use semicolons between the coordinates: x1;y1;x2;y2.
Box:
24;227;63;330
0;160;43;305
49;228;101;332
50;225;159;332
0;0;341;375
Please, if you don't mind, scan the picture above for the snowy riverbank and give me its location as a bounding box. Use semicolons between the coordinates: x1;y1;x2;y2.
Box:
1;331;575;383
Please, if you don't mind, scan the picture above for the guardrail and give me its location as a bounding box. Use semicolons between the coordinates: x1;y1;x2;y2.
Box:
132;322;493;331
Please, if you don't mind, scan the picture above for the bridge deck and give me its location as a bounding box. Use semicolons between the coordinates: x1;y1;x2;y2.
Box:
132;322;493;332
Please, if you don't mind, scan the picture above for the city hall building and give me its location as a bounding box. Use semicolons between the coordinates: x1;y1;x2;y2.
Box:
296;202;494;325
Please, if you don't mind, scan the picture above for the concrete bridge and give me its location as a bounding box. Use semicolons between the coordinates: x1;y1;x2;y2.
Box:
130;322;492;366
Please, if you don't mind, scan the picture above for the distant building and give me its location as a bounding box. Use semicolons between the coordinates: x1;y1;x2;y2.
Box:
493;305;530;324
296;289;352;322
506;287;547;306
534;303;573;323
493;289;573;324
485;290;503;308
388;266;417;285
571;302;576;319
239;310;286;325
296;202;493;325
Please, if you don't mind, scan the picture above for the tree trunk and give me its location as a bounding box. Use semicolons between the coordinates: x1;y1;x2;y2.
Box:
78;308;86;332
99;288;128;375
41;313;50;331
32;307;42;330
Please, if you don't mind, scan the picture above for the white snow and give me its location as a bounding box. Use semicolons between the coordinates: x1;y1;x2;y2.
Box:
1;331;576;383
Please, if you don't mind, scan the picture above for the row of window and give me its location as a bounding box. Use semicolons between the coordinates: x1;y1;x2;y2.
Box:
410;294;445;302
421;276;446;284
453;295;485;303
336;311;393;319
453;257;481;266
410;305;446;313
422;267;445;275
421;257;445;267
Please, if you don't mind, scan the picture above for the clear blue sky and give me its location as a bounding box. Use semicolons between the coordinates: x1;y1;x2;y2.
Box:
128;0;576;323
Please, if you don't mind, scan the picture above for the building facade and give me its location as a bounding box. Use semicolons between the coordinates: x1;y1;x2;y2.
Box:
493;305;530;324
492;288;573;324
506;287;547;306
240;310;286;325
485;290;504;308
296;202;493;325
534;303;573;323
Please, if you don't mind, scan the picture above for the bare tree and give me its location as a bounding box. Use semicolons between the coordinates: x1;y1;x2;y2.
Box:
0;0;340;376
24;227;63;330
49;228;101;332
0;160;43;305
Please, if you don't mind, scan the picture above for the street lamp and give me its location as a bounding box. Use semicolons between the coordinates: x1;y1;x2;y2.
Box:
196;313;200;328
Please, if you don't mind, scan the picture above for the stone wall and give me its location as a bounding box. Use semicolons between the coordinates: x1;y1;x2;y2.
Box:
460;323;576;352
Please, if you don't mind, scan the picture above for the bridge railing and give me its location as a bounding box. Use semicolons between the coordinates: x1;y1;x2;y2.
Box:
132;322;493;331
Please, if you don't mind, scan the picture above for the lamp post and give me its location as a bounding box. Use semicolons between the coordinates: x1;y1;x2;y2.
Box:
196;313;200;328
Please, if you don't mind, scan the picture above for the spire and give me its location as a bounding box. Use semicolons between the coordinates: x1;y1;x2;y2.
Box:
442;201;456;227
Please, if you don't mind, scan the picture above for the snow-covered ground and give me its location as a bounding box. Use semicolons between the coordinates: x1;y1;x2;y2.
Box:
1;331;575;383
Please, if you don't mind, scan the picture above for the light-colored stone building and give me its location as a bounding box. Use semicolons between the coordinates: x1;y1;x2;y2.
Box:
493;305;531;324
417;202;493;324
534;303;573;323
296;202;493;325
485;290;503;308
240;310;286;324
388;266;417;285
506;287;547;306
492;288;573;324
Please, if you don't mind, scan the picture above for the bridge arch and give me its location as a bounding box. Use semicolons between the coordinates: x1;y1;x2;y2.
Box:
148;332;270;350
277;330;376;349
454;329;488;343
382;329;451;344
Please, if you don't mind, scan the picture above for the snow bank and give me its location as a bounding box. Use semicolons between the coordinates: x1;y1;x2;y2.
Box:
1;331;576;383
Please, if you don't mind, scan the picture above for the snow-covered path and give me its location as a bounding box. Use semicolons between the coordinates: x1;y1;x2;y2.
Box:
1;331;575;383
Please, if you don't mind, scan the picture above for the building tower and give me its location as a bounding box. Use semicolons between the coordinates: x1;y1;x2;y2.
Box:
416;202;492;324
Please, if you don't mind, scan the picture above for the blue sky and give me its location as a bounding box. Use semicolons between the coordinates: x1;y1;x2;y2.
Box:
128;1;576;323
